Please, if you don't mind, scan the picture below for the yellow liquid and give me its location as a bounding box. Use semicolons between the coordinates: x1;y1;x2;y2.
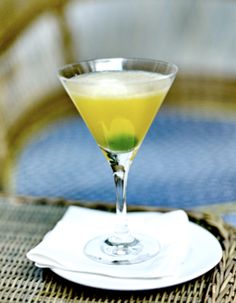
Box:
65;71;171;152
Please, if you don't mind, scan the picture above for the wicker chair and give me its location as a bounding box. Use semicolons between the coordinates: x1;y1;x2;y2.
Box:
1;0;236;210
0;0;76;187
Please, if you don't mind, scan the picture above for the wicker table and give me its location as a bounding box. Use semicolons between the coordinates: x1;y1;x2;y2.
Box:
0;194;235;303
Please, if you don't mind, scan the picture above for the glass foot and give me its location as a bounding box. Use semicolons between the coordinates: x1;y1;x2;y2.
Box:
84;234;160;265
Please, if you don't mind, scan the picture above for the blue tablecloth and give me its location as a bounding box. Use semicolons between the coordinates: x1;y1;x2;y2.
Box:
10;110;236;220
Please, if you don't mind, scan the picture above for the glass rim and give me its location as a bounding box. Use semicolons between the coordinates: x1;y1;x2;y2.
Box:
57;57;178;84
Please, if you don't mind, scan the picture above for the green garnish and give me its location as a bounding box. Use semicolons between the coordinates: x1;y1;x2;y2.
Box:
108;134;138;151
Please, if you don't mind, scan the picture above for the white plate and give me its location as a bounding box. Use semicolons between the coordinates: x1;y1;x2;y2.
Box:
52;222;222;291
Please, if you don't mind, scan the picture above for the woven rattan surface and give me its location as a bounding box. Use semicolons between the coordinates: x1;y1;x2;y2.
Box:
0;195;235;303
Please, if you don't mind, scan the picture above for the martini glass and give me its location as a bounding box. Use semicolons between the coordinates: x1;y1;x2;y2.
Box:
58;58;177;265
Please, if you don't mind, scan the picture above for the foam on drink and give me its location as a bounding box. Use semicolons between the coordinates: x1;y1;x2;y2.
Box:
67;71;171;97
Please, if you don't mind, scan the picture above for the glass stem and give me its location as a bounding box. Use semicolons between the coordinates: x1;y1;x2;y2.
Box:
106;150;135;245
113;164;129;239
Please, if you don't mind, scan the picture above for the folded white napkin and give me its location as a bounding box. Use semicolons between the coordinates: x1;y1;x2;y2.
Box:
27;206;190;279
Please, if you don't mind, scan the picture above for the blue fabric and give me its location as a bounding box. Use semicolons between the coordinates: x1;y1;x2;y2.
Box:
12;110;236;209
222;213;236;226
